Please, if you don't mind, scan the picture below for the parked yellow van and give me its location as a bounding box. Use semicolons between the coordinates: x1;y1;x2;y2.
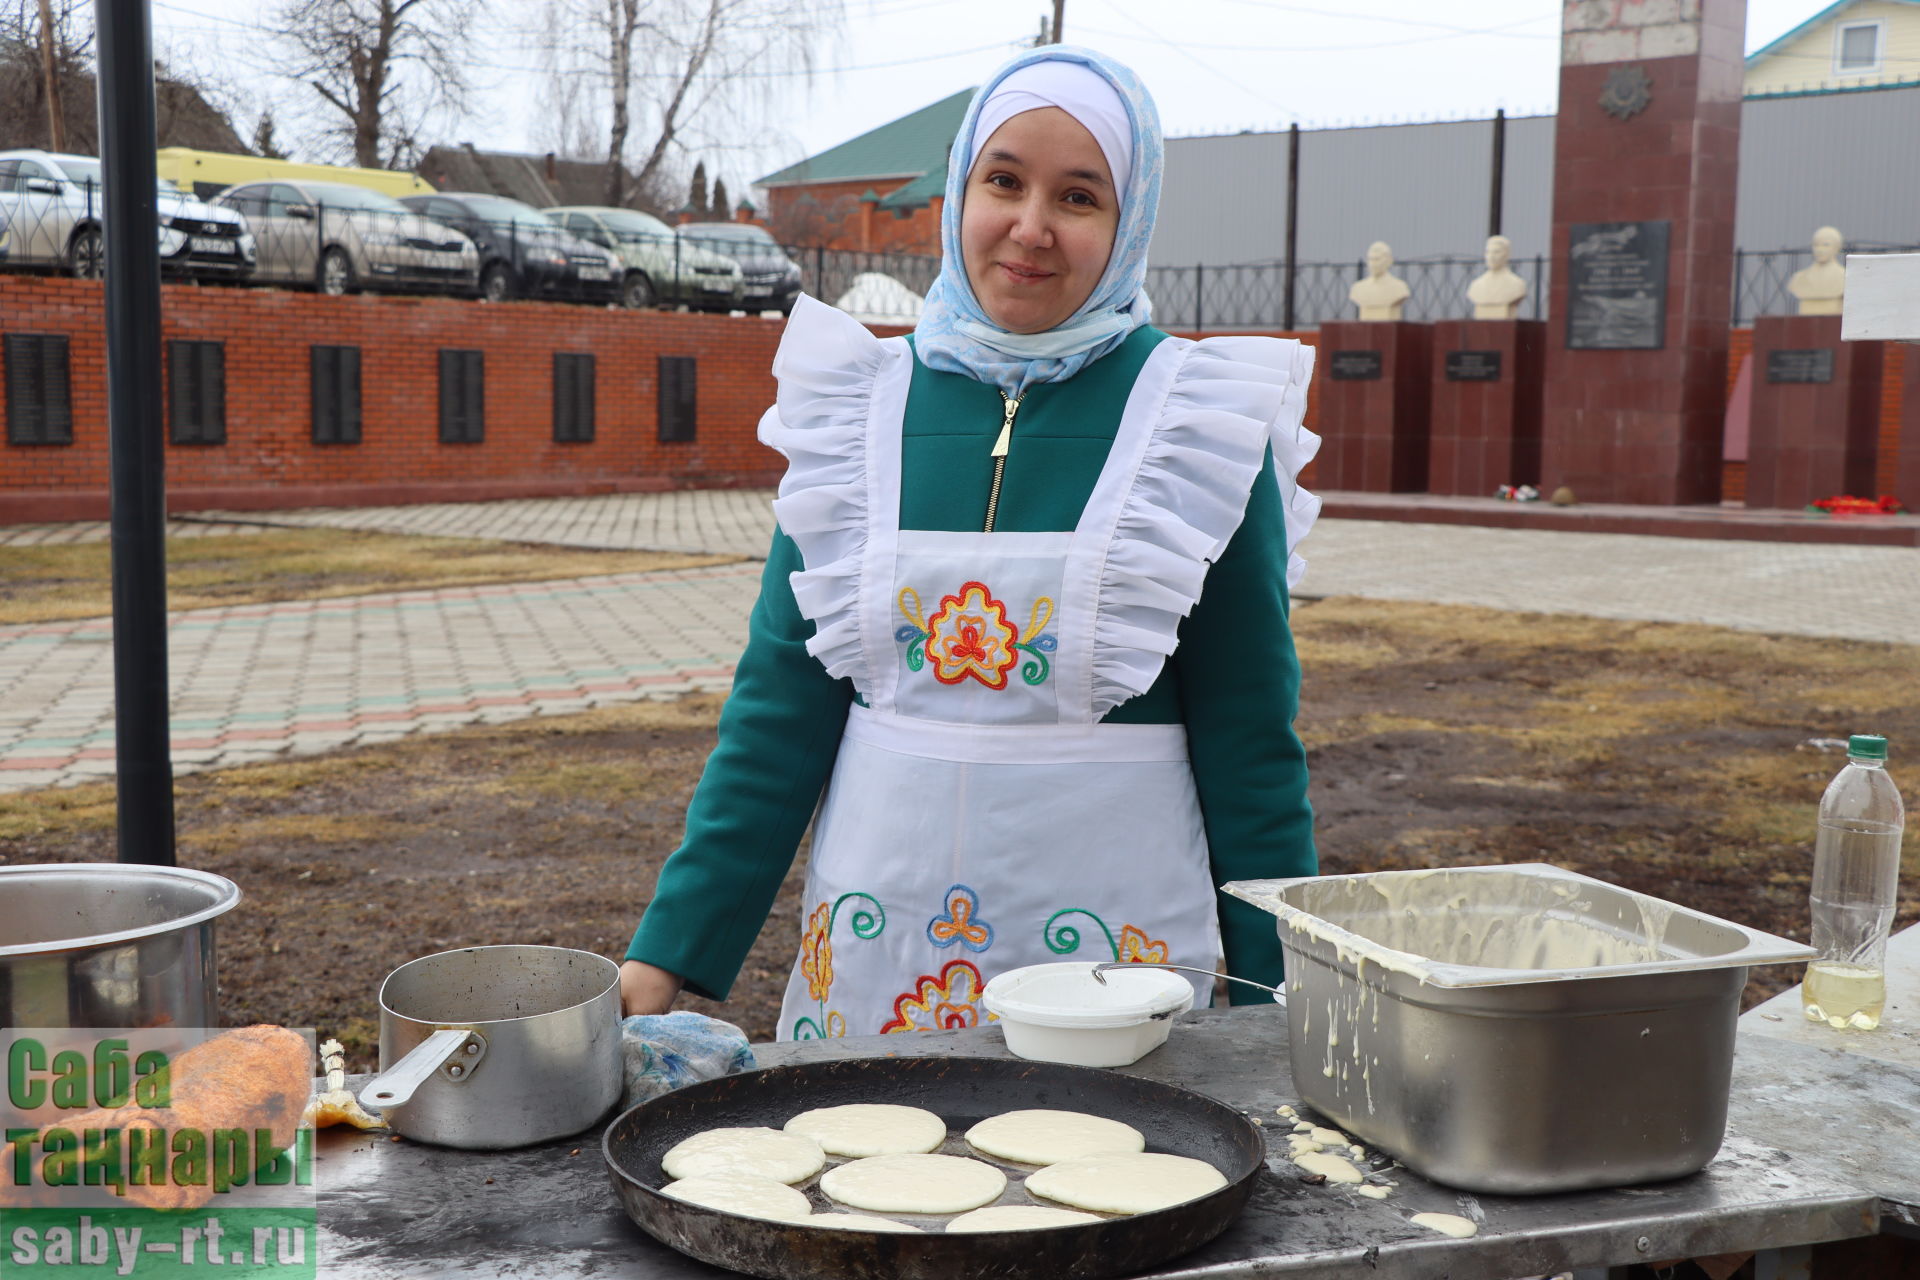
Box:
155;149;432;202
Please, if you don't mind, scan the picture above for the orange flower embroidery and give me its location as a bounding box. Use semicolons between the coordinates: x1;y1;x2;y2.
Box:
880;959;987;1033
925;582;1020;690
800;902;834;1002
1117;924;1170;965
926;884;994;953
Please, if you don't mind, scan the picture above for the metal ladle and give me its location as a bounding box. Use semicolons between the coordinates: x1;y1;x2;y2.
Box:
1090;961;1287;1003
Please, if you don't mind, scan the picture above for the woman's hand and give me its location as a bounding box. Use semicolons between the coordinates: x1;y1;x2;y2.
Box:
620;959;685;1016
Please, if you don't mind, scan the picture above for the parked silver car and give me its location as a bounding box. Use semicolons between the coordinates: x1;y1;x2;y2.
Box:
213;179;479;296
0;149;254;279
544;206;744;310
680;221;803;314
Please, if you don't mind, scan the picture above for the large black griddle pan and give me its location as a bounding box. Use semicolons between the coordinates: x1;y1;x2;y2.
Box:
604;1054;1266;1280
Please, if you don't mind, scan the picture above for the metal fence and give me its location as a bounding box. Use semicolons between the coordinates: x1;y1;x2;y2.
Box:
0;174;1900;329
793;248;1557;332
805;243;1920;331
1733;243;1920;326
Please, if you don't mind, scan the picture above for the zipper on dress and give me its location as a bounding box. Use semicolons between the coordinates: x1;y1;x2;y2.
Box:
983;392;1022;533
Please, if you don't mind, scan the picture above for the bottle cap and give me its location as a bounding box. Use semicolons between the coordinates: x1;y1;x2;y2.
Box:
1848;734;1888;761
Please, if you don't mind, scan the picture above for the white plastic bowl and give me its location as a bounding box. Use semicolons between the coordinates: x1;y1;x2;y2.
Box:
982;962;1195;1068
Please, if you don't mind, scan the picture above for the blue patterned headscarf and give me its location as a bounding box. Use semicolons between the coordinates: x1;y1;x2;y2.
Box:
914;46;1163;398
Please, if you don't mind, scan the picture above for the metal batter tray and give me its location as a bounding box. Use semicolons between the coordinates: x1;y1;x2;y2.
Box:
1225;863;1815;1195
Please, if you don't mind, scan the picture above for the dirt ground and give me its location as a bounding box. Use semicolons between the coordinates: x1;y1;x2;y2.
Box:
4;596;1916;1070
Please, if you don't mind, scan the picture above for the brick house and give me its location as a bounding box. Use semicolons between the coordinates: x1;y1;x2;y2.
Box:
754;89;970;253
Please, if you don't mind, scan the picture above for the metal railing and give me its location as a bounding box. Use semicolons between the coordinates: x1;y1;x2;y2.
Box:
1733;243;1920;325
1141;256;1552;332
4;183;1902;331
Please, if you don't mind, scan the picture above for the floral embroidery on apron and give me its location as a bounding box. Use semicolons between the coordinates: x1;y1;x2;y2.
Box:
1043;908;1172;964
927;884;995;952
790;892;886;1042
896;586;1057;689
880;960;991;1034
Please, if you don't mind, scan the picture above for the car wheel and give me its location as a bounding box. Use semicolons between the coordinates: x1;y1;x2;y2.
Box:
317;247;354;296
68;226;104;280
480;263;513;303
621;271;656;310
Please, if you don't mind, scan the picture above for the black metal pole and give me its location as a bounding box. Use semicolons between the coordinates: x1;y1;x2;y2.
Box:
97;0;176;866
1488;108;1506;238
1193;263;1202;333
1283;122;1299;331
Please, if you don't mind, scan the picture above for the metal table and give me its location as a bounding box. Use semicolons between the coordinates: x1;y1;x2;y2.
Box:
313;1003;1907;1279
1737;923;1920;1235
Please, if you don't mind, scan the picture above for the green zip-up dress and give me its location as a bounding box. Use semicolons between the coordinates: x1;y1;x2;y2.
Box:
628;303;1318;1031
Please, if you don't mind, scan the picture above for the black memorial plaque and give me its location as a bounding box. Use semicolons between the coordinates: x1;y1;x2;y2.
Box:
1445;350;1504;381
1566;220;1669;350
1765;348;1835;384
1330;350;1383;381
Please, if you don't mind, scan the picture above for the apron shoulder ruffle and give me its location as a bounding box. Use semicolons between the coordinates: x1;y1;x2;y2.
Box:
1173;336;1321;588
758;295;903;685
1091;336;1321;716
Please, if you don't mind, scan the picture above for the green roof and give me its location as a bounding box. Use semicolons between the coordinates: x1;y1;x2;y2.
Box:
757;88;972;188
878;166;949;210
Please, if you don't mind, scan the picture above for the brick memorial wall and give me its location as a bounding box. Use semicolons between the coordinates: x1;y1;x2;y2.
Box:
0;277;917;524
0;279;1906;523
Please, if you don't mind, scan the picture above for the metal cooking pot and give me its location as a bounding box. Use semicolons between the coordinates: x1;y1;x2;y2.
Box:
362;945;622;1150
0;864;241;1028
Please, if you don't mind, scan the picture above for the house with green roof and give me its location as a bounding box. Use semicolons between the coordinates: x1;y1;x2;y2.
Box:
1745;0;1920;97
752;88;971;254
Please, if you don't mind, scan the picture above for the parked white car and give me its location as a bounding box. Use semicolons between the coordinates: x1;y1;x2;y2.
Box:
0;149;254;280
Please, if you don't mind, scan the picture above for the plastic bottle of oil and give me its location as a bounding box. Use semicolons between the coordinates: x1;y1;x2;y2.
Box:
1803;735;1904;1031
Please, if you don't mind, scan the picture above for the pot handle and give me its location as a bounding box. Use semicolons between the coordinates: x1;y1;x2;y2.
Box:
361;1028;485;1111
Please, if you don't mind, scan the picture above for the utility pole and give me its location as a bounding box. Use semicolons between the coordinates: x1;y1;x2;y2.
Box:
1051;0;1064;42
39;0;65;151
96;0;176;866
1488;108;1506;237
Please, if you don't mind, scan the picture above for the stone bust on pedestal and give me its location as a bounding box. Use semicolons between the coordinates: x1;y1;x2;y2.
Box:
1787;226;1846;316
1348;241;1411;321
1466;234;1529;320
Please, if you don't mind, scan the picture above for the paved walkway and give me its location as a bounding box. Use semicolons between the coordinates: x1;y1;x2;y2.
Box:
0;565;757;792
186;489;779;559
2;490;1915;793
0;520;268;546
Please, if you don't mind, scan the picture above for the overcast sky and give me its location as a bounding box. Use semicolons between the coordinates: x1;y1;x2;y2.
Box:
151;0;1833;196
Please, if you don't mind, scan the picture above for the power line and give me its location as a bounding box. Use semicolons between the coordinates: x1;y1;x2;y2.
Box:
150;1;1022;78
1106;0;1301;121
1075;14;1555;53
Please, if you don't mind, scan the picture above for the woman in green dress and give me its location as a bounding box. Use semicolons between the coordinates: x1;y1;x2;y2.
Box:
620;45;1320;1038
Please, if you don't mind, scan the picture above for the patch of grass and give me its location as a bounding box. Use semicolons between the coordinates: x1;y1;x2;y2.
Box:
0;783;118;839
501;760;684;804
204;754;390;802
0;528;742;624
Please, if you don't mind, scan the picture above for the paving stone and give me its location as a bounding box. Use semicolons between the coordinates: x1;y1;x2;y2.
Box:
6;493;1916;796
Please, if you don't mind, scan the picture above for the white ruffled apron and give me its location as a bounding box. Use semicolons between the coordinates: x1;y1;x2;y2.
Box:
764;297;1319;1041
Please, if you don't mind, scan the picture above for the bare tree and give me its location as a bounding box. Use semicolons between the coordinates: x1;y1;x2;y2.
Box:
540;0;841;214
769;188;853;248
273;0;481;168
0;0;91;150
